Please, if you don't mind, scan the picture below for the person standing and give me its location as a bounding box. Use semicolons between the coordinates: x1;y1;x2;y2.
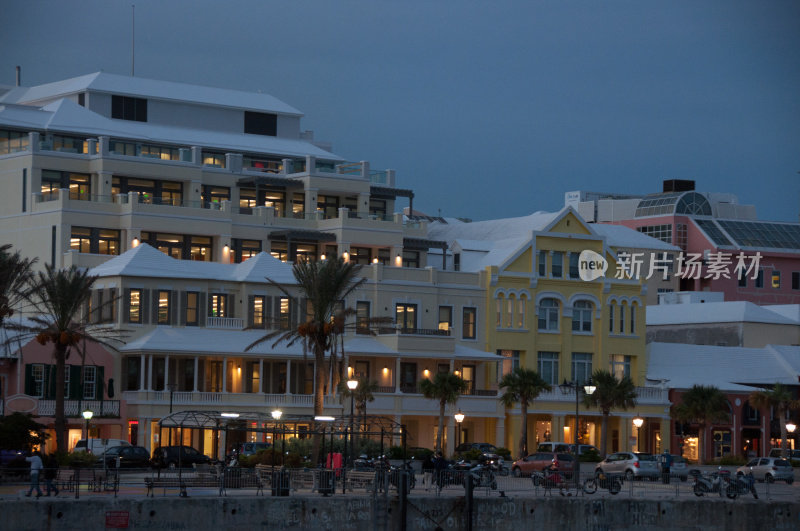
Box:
24;451;44;498
661;449;672;484
422;453;435;490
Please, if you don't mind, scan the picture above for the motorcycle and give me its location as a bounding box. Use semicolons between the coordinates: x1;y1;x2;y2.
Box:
691;468;731;497
354;454;376;471
462;461;498;490
726;472;758;500
389;460;416;491
583;471;623;495
531;466;571;496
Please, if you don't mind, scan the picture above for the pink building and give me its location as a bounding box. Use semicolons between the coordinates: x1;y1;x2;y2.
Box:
1;327;126;453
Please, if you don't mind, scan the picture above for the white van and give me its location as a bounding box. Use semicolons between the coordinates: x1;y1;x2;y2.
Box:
73;438;131;455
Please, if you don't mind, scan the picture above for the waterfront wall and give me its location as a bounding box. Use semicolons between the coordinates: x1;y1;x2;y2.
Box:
2;496;797;530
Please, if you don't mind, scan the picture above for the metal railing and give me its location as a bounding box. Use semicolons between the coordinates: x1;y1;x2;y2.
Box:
36;399;120;417
376;327;451;337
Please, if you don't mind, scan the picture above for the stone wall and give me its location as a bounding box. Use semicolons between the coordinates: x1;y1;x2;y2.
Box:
2;495;797;530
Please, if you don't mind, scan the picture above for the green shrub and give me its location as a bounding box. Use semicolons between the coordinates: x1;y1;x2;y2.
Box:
387;446;406;459
578;449;602;462
711;456;748;466
68;451;98;468
495;447;512;460
459;448;482;461
411;447;434;460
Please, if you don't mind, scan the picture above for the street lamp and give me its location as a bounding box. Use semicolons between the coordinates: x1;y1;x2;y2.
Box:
82;409;93;440
633;416;644;452
454;410;465;446
167;383;177;446
347;378;358;467
560;379;595;490
271;408;283;467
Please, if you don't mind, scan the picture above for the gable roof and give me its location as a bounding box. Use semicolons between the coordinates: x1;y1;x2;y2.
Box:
89;244;296;283
4;71;303;116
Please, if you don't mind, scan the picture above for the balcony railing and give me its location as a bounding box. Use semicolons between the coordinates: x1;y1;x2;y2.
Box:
377;327;451;337
206;317;244;330
123;390;341;408
37;399;120;417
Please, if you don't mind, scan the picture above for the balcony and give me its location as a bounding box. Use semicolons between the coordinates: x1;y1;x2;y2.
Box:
122;390;342;409
377;327;450;337
37;399;120;418
206;317;244;330
531;386;669;405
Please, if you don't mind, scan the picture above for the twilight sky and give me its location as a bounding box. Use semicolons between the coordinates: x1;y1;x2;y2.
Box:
1;0;798;222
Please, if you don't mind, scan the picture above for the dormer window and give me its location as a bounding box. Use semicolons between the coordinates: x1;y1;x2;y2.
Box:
112;95;147;122
244;111;277;136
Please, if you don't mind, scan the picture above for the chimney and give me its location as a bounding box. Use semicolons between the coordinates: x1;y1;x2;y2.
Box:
15;66;21;86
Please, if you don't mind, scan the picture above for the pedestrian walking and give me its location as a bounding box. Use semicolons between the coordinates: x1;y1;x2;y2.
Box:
43;454;59;496
24;451;44;498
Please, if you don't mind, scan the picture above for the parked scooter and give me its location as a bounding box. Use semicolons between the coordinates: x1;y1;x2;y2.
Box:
462;461;498;490
726;472;758;500
691;468;731;497
389;460;416;491
531;463;571;496
354;454;376;471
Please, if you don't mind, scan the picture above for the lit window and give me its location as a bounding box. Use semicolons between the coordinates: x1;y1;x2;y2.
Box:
157;291;170;324
129;289;142;323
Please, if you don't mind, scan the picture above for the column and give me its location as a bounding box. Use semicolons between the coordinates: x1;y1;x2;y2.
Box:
193;356;199;392
147;355;153;391
259;359;264;393
495;417;506;449
222;356;228;393
394;358;401;393
139;355;146;391
141;417;151;448
96;171;113;201
163;355;170;391
357;192;370;218
445;416;455;456
285;360;292;395
304;187;318;216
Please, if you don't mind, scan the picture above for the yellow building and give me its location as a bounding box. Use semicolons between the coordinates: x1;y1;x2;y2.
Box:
429;208;673;458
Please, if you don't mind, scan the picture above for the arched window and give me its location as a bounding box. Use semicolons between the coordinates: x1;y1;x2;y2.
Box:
572;300;593;333
538;298;559;331
506;294;515;328
630;302;637;335
496;294;504;328
517;295;527;328
618;302;626;334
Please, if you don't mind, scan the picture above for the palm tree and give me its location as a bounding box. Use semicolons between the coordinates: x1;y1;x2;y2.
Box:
499;368;551;458
0;244;36;329
420;372;468;453
4;265;124;452
246;257;368;462
583;370;637;457
673;384;730;464
749;384;800;459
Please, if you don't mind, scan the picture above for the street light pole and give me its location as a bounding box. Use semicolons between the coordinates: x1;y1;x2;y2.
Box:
633;416;644;452
271;408;283;467
560;379;595;490
347;378;358;467
167;383;177;446
82;409;93;440
454;409;465;447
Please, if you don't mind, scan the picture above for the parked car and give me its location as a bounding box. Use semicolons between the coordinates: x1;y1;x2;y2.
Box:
151;445;211;469
455;442;500;457
99;445;153;469
536;442;571;453
736;457;794;484
595;452;660;481
657;454;688;481
0;449;24;466
568;444;601;456
232;442;271;457
511;452;575;478
768;448;800;460
73;438;131;455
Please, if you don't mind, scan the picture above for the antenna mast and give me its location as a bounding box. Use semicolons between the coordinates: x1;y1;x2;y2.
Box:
131;4;135;76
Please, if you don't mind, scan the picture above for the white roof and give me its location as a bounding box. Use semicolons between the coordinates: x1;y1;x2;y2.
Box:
0;98;341;160
646;301;798;326
647;342;800;391
121;327;307;356
429;208;676;273
2;72;303;116
89;244;296;284
763;305;800;324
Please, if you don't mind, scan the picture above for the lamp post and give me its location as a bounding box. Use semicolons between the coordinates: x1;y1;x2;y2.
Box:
271;408;283;467
633;416;644;452
82;409;94;440
454;409;465;446
167;383;177;446
347;378;358;467
787;422;796;457
560;379;595;490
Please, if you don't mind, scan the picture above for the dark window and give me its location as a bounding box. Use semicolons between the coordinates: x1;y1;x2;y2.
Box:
78;93;85;107
755;269;764;288
111;95;147;122
356;301;370;331
462;307;477;339
792;272;800;290
395;303;417;331
244;111;277;136
186;292;199;326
